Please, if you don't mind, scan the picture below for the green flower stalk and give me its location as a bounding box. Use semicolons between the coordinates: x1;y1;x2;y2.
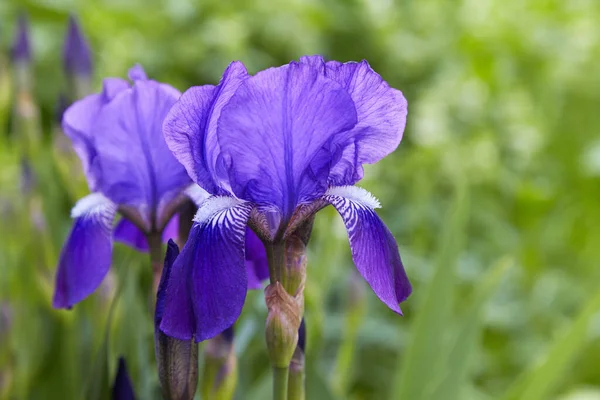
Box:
288;319;306;400
334;270;367;395
265;233;308;400
202;327;237;400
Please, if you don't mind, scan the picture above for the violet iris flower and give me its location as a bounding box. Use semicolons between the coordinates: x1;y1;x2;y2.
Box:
52;65;193;309
53;65;268;309
161;55;412;341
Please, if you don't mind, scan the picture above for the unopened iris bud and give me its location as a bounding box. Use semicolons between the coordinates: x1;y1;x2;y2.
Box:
265;281;303;367
155;240;198;400
62;15;93;98
202;326;237;400
11;14;31;65
282;235;307;296
265;235;306;368
112;357;136;400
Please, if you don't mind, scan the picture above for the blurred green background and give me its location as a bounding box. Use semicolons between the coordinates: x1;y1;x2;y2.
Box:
1;0;600;399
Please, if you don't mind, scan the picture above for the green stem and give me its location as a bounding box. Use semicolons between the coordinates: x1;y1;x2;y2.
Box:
273;367;289;400
288;354;305;400
266;241;286;284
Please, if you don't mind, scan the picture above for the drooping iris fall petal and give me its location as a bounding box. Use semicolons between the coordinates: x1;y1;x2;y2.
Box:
323;186;411;313
53;193;116;309
160;197;253;341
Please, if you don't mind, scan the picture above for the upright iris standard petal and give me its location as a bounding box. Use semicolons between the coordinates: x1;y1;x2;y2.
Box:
92;74;190;225
245;227;269;289
114;216;179;252
323;186;411;313
163;62;249;194
53;193;117;309
160;197;253;342
217;62;358;218
299;55;408;185
62;78;129;190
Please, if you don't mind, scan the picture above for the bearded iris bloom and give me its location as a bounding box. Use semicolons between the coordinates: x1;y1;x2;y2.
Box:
160;55;412;341
53;65;268;310
52;65;193;309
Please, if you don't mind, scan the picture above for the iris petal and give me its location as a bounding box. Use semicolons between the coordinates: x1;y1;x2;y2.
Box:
163;62;249;194
113;216;179;252
92;79;190;226
245;227;269;289
61;78;129;190
160;196;253;342
53;193;117;309
299;56;408;185
323;186;411;313
217;62;358;218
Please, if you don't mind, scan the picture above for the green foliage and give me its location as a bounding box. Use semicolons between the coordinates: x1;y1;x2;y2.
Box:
1;0;600;399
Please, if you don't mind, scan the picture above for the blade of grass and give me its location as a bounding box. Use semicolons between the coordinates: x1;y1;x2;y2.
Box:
501;284;600;400
392;180;469;399
429;257;514;400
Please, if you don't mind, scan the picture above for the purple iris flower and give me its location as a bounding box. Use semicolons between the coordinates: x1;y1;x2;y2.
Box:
53;65;268;310
160;55;412;342
53;65;201;309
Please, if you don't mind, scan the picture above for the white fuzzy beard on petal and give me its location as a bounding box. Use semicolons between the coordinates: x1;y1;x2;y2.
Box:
325;186;382;209
71;193;117;218
193;196;246;225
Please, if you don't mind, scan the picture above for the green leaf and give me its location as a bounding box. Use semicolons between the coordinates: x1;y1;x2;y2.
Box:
392;181;469;399
83;272;123;400
429;257;513;400
501;287;600;400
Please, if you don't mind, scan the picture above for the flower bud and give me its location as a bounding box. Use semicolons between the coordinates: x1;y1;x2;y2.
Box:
62;15;93;79
265;281;303;368
112;357;136;400
155;240;198;400
11;14;31;65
